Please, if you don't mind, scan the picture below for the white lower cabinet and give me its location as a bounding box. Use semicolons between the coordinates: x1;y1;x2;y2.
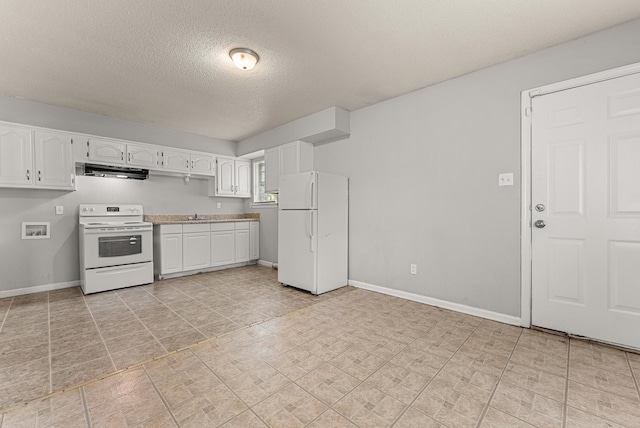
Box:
182;224;211;271
250;221;259;260
155;221;259;278
235;223;250;263
155;225;183;275
211;223;236;267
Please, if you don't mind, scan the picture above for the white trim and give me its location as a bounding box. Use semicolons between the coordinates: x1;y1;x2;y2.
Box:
349;279;522;327
0;280;79;298
520;61;640;329
257;259;277;268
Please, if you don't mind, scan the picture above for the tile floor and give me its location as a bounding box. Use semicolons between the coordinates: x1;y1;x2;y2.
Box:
1;266;639;427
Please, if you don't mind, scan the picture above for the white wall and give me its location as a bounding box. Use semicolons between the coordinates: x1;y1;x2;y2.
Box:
0;97;243;293
314;19;640;318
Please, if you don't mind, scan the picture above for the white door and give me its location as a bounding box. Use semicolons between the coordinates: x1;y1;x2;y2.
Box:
0;125;33;186
278;210;317;293
88;138;125;164
183;232;211;271
279;172;317;210
216;157;235;196
127;144;158;168
160;233;183;274
264;147;280;193
34;131;74;189
280;141;300;175
250;222;260;260
190;154;215;175
235;229;250;262
531;72;640;349
162;149;190;172
211;230;235;266
235;159;252;197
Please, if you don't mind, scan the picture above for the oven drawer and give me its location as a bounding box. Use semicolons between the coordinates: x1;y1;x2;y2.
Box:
83;262;153;294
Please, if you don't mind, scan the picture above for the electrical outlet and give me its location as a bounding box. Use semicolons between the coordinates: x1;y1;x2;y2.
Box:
498;173;514;186
55;206;64;215
410;264;417;275
217;202;222;209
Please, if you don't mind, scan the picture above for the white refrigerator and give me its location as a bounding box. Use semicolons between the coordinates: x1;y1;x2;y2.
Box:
278;171;348;295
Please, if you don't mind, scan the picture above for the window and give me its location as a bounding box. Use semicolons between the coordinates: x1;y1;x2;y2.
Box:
253;159;277;204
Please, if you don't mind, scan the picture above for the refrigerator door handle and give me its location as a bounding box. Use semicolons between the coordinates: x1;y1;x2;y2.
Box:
309;211;314;252
309;178;315;209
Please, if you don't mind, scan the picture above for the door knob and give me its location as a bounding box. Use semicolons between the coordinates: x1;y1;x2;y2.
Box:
534;220;546;228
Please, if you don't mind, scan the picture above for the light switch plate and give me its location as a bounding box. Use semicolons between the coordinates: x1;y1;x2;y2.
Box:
498;173;514;186
55;206;64;215
217;203;222;209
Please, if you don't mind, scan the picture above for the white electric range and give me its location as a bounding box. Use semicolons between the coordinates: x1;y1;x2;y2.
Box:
79;204;154;294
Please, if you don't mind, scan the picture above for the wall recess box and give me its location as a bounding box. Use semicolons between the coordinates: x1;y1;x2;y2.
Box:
22;222;50;239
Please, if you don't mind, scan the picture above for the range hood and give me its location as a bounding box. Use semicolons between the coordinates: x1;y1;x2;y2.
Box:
83;164;149;180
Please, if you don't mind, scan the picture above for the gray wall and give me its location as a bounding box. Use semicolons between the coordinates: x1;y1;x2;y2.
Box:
0;98;243;293
314;19;640;317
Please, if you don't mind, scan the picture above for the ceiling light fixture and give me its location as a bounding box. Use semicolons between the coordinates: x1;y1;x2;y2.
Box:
229;48;259;70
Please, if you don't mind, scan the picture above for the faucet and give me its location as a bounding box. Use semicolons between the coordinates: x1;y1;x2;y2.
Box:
194;213;198;220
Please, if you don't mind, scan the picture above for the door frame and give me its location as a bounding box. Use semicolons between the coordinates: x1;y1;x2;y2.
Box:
520;62;640;328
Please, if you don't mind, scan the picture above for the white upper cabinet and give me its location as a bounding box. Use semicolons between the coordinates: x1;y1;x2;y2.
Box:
34;131;74;189
265;140;313;193
126;143;158;168
190;153;215;175
161;149;190;172
88;137;125;165
0;125;33;187
0;125;75;190
214;156;251;198
235;159;251;197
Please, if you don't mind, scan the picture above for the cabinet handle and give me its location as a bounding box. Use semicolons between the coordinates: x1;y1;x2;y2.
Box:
128;152;131;162
26;169;30;180
121;151;124;161
191;160;194;169
38;171;41;181
186;160;189;168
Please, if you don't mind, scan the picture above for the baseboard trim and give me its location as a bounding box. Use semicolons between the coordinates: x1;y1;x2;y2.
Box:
0;280;80;299
348;279;523;327
257;260;277;268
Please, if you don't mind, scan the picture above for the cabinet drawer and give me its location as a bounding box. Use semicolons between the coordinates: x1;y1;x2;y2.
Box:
210;222;234;232
159;224;182;234
183;223;210;233
235;222;250;230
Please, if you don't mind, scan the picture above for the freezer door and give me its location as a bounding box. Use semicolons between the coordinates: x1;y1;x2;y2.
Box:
278;172;317;210
278;209;317;293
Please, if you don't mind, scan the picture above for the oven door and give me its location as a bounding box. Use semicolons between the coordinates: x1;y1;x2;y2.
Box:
83;227;152;269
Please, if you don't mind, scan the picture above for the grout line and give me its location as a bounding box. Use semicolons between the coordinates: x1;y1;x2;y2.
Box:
81;292;117;371
474;323;523;428
625;352;640;400
141;365;181;428
47;292;53;395
0;297;13;334
79;385;92;428
562;338;571;428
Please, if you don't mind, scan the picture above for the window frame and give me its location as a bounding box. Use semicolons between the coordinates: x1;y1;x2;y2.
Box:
252;158;277;206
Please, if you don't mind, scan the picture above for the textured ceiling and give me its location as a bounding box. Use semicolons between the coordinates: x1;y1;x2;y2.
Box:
2;1;640;142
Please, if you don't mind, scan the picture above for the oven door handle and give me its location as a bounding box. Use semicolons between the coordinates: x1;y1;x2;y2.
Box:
82;227;152;234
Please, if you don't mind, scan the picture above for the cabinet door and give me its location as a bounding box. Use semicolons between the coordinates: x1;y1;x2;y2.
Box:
0;125;33;187
162;149;190;172
127;143;158;168
160;233;183;274
280;142;300;175
234;159;252;198
34;131;74;189
250;222;260;260
88;138;125;164
264;147;280;193
236;229;250;263
190;154;215;176
211;230;235;266
183;232;211;271
216;156;235;196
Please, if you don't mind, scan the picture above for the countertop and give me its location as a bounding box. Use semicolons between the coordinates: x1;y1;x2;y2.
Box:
145;213;259;225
